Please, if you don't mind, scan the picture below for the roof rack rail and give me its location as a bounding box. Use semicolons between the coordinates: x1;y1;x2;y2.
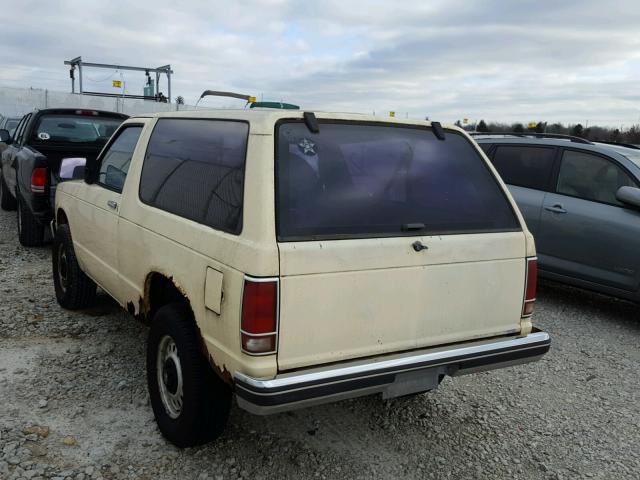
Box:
593;140;640;150
469;132;593;145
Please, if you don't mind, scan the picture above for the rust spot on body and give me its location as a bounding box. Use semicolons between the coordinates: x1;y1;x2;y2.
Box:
126;298;148;323
210;355;233;386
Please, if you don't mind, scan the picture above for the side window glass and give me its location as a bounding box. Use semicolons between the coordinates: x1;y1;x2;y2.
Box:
10;118;24;140
14;114;30;144
139;119;249;234
491;146;556;190
98;126;143;192
12;117;25;142
557;151;636;205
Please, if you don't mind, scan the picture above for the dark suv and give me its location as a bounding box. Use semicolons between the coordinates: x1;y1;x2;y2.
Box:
474;133;640;303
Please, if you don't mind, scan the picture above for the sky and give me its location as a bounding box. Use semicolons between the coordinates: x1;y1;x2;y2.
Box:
2;0;640;126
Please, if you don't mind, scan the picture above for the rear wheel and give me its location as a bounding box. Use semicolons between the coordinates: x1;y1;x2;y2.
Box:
147;303;231;447
52;223;97;309
17;195;45;246
0;173;17;211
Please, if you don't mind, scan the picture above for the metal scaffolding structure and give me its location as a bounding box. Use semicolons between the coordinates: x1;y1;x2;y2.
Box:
64;56;174;103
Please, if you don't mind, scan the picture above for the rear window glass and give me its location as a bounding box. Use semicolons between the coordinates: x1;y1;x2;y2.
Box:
276;122;520;241
32;115;123;144
491;146;556;190
139;118;249;234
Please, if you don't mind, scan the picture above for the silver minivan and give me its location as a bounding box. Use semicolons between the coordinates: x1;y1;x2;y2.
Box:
475;133;640;302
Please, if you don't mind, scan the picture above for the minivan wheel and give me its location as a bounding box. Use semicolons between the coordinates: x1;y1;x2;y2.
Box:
52;224;97;309
17;196;45;246
147;303;231;448
0;174;17;211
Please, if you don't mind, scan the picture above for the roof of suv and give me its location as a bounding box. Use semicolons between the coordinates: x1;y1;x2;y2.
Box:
132;109;455;135
473;133;640;171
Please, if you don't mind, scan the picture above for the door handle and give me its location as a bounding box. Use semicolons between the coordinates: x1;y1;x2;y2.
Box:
412;240;428;252
107;200;118;210
544;204;567;214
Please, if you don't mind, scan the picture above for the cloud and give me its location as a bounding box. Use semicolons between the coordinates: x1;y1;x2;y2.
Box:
2;0;640;125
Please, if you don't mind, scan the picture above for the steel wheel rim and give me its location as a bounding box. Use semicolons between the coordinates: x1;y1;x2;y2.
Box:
157;335;183;419
57;243;68;292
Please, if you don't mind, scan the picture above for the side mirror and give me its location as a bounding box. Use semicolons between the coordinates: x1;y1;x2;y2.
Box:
59;157;87;181
72;165;86;180
0;129;11;144
616;186;640;209
84;158;98;184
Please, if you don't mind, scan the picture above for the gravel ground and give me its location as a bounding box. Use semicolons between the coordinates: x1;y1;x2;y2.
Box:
0;207;639;480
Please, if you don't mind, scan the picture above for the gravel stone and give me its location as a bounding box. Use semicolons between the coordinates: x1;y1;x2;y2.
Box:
0;208;639;479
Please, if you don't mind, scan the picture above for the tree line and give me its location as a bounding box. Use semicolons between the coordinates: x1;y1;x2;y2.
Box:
454;120;640;145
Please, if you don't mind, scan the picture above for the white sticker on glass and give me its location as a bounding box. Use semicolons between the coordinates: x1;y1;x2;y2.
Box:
298;138;316;156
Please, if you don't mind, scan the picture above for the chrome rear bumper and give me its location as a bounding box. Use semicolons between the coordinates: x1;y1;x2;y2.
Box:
235;329;550;415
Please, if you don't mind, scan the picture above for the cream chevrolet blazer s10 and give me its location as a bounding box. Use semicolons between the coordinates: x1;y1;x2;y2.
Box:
52;110;550;447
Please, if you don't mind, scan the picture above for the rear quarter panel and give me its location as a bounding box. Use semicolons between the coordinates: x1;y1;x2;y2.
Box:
117;124;280;379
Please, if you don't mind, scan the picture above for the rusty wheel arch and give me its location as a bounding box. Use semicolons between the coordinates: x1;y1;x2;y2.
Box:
139;272;233;385
141;272;189;321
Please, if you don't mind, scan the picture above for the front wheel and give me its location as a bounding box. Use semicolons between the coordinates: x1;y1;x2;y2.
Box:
52;223;97;309
147;303;231;447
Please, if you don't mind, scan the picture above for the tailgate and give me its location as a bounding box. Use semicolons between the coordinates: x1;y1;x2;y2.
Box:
273;119;528;371
277;232;526;370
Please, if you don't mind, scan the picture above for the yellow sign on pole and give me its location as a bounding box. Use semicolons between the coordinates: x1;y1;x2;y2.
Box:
389;111;395;118
463;118;469;125
112;80;122;88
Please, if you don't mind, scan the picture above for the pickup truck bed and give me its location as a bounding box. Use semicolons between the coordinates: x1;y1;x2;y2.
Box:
0;108;127;246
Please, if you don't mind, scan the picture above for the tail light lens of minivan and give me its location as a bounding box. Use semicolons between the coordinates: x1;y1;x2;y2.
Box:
522;257;537;317
241;277;278;355
31;168;47;194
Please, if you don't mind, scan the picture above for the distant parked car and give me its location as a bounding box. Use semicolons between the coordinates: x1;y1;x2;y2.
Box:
474;133;640;303
0;116;23;154
0;116;23;137
0;108;127;246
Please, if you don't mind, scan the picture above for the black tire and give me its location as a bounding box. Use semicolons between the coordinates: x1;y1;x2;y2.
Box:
0;173;17;211
52;223;97;309
147;303;231;447
17;195;45;246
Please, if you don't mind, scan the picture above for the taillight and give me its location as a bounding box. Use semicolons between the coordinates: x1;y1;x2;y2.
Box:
522;257;537;317
31;168;47;193
241;277;278;355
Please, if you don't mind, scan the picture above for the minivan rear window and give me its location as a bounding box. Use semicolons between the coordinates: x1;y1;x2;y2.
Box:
276;122;520;241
